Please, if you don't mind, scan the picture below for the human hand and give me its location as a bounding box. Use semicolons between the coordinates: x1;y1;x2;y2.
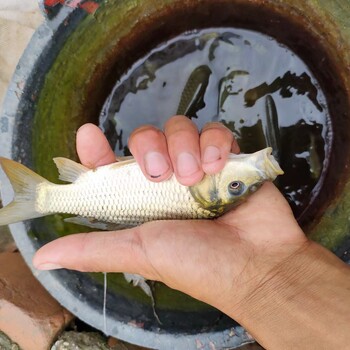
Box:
33;115;304;309
33;116;350;349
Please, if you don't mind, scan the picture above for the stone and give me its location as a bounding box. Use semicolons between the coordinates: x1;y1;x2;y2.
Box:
0;252;74;350
0;331;21;350
51;332;110;350
51;332;152;350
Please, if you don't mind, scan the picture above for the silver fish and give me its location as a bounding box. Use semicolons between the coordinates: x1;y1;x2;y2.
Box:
0;148;283;228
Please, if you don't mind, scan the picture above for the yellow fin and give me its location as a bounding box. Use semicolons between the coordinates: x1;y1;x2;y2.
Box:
53;157;89;183
0;157;49;226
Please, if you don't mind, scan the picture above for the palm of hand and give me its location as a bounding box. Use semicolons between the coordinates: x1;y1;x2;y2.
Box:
33;118;306;317
134;182;305;312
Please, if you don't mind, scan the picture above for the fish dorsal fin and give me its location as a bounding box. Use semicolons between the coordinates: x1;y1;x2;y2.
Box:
110;158;136;169
116;155;134;162
53;157;89;183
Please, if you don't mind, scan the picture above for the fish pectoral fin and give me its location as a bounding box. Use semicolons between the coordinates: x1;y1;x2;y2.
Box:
123;273;151;295
123;273;162;325
53;157;89;183
64;216;136;231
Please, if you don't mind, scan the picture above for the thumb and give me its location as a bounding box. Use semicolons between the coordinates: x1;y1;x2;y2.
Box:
32;227;157;278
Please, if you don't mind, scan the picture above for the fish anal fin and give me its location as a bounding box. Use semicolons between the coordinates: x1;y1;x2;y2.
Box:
64;216;135;231
53;157;89;183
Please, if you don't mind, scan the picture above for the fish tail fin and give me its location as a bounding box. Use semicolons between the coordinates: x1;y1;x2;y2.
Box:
0;157;49;226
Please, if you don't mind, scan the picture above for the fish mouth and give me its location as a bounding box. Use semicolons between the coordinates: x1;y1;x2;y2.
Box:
263;147;284;179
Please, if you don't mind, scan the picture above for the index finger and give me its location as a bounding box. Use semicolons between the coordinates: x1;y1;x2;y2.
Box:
76;123;116;168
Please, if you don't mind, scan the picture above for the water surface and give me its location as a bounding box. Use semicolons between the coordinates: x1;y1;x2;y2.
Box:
100;28;332;220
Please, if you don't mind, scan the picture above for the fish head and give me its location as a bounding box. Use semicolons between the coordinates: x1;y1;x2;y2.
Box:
190;147;283;216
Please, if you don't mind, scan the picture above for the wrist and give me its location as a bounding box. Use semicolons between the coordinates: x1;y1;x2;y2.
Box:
227;241;350;349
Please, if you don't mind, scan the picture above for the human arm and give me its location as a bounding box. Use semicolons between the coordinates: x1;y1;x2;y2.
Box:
33;116;350;349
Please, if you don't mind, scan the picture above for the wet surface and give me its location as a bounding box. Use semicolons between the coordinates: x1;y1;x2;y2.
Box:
100;28;331;221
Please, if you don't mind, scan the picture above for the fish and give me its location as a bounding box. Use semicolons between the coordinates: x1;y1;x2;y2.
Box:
264;94;281;161
294;133;322;180
308;134;322;180
0;147;283;228
176;65;212;119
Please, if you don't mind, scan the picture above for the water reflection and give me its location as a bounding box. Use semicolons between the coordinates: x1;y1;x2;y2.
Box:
177;65;212;118
99;28;331;219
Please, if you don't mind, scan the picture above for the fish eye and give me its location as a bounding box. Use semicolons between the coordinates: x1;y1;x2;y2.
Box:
228;181;245;196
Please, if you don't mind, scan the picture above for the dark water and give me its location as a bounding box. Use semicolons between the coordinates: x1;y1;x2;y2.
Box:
99;28;332;220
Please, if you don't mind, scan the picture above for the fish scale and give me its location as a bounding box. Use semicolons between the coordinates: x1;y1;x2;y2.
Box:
37;163;206;225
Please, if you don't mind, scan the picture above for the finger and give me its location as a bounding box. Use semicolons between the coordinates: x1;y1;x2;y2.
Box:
164;115;203;186
200;122;239;175
218;182;305;243
128;125;172;182
32;227;157;278
76;123;116;168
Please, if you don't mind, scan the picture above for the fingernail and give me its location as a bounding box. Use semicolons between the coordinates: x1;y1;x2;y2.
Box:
144;152;170;178
35;263;63;270
203;146;221;163
177;152;199;177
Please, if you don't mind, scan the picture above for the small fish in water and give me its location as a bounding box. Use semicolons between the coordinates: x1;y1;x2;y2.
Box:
295;133;322;181
308;133;322;180
0;147;283;228
176;65;212;119
264;94;281;161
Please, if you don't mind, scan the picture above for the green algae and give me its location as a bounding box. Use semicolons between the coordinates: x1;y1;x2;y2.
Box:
309;180;350;250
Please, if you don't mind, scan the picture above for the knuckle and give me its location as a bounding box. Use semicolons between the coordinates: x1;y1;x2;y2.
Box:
128;125;163;147
129;228;144;252
201;122;229;132
164;115;197;134
201;124;234;143
129;226;158;278
167;128;198;145
129;228;150;269
77;233;100;271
